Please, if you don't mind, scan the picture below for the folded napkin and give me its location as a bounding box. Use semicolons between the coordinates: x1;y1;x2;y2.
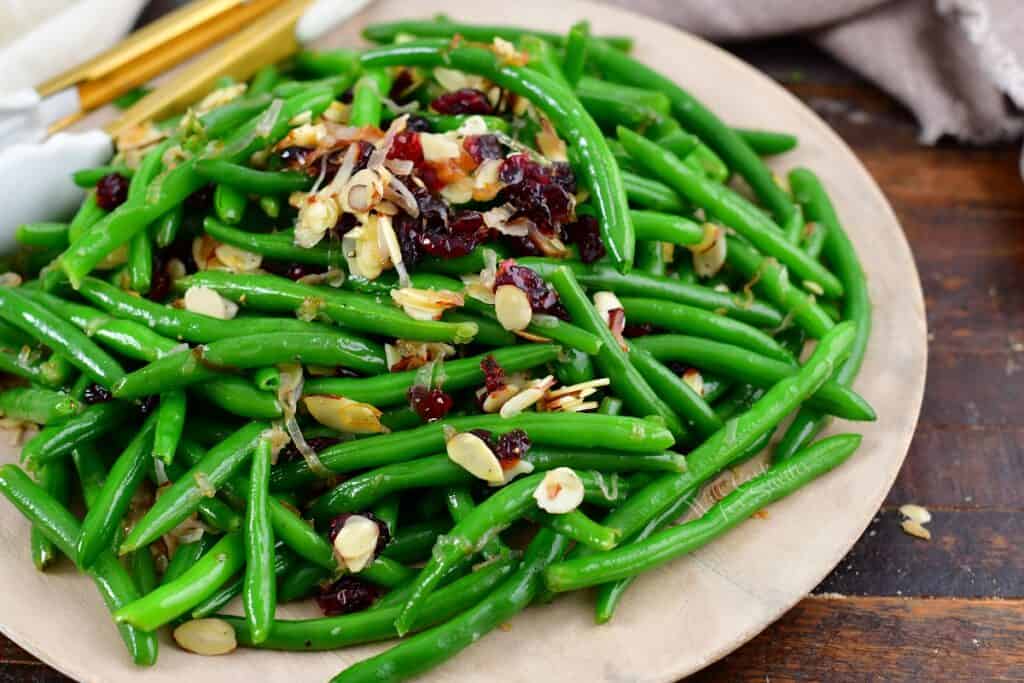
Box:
606;0;1024;146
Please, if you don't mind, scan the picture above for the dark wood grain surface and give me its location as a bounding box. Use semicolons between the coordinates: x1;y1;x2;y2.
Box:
3;27;1022;683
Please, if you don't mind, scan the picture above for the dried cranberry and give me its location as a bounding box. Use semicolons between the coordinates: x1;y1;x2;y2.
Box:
95;173;129;210
393;184;492;265
315;576;380;616
339;89;354;104
328;512;390;555
278;436;341;464
405;114;433;133
480;355;505;393
139;395;159;416
494;429;531;469
563;214;606;264
431;88;493;115
496;155;577;237
146;253;171;302
449;210;485;235
498;153;533;185
387;131;424;165
408;385;453;422
350;141;375;173
184;184;214;210
82;383;113;404
389;70;417;103
494;260;567;319
462;134;505;164
623;322;656;338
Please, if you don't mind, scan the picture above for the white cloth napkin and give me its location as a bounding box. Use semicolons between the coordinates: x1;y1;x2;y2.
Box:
0;0;147;93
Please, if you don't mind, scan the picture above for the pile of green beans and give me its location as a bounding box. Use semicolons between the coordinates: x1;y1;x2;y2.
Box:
0;17;876;683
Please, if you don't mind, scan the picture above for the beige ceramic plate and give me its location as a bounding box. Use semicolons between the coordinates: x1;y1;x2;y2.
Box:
0;1;927;680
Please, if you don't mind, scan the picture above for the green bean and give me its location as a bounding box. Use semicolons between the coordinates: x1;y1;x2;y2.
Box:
362;40;634;272
0;465;159;665
119;421;267;554
418;113;510;133
519;35;571;89
783;202;804;243
17;222;69;250
227;553;515;650
304;345;558;406
775;169;872;462
196;160;312;195
162;534;220;586
73;165;134;187
68;193;108;243
204;220;339;266
252;367;280;392
192;546;295;618
530;508;618;550
652;129;700;159
126;230;153;294
77;275;383;346
243;438;275;644
70;444;105;509
272;411;674;491
153;389;186;465
115;532;245;631
633;334;874;421
130;546;159;596
351;68;393;127
249;65;282;96
620;296;793;361
580;321;858;553
373;494;401;535
392;471;552;634
30;461;70;570
577;75;669;115
189;377;282;420
587;39;795;226
656;130;729;183
259;195;281;218
628;345;721;437
361;556;416;588
517;258;783;328
77;414;158;568
176;438;337;571
213;184;249;225
553;347;594;385
444;487;505;558
0;347;67;388
545;434;861;591
801;221;828;260
728;237;835;337
334;528;567;682
294;49;360;77
200;328;384;374
618;127;843;298
361;20;633;51
0;286;124;386
735;127;798;156
621;171;687;212
548;266;685;438
20;401;133;469
0;387;78;424
634;240;665;276
174;270;478;343
153;204;183;248
60;84;345;288
112;349;221;399
631;210;703;246
382;518;448;564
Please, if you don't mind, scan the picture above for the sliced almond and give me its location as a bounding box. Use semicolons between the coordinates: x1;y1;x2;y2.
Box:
592;291;623;327
546;377;611;400
295;195;340;248
183;286;238;320
489;458;536;487
692;223;727;278
901;520;932;540
341;168;385;214
420;133;461;162
446;431;504;484
494;285;532;331
536;117;567;162
682;368;704;397
196;83;248;114
533;467;584;514
332;515;380;572
391;287;464;321
303;395;387;434
440;175;474;204
213;243;262;273
173;618;237;656
480;383;521;413
898;503;932;524
472;159;504;202
499;386;545;418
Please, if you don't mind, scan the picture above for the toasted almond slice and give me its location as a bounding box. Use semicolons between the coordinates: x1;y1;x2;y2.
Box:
682;368;705;397
420;133;461;161
303;395;387;434
173;618;237;656
494;285;532;331
692;223;727;278
332;515;380;572
533;467;584;514
391;287;464;321
446;431;504;484
899;503;932;524
901;520;932;540
592;291;623;326
499;386;545;418
295;196;340;248
183;286;238;320
481;383;521;413
214;243;262;273
489;458;536;487
546;377;611;399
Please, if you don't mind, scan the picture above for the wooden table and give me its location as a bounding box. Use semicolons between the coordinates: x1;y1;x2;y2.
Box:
3;35;1023;683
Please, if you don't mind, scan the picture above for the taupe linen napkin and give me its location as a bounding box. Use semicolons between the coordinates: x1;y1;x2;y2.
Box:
606;0;1024;145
